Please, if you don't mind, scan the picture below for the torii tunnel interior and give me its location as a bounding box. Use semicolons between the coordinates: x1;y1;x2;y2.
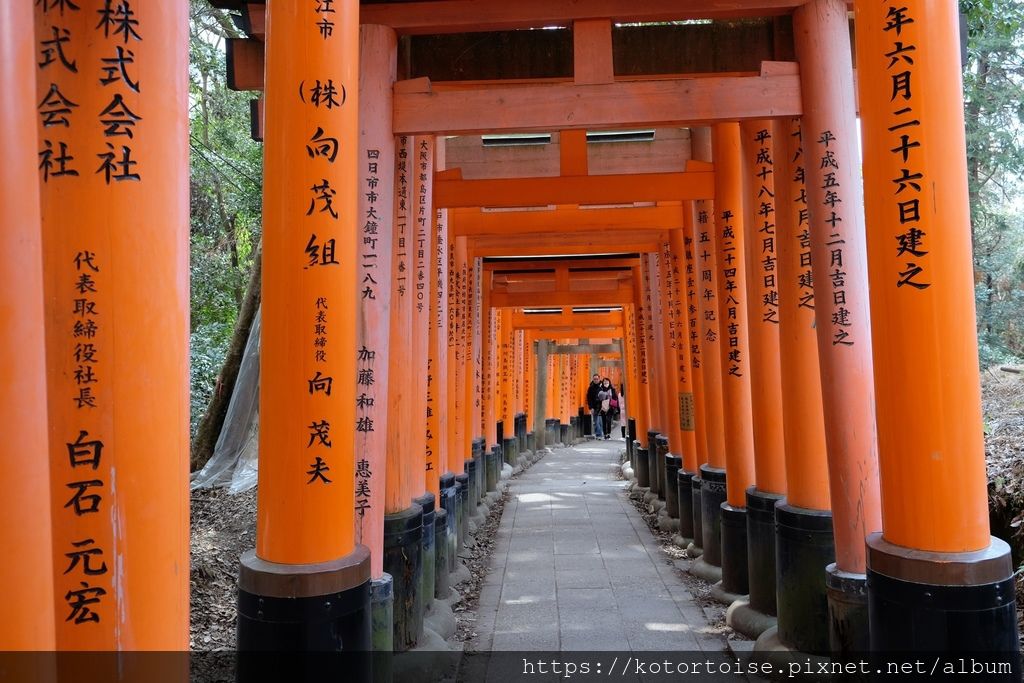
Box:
4;0;1022;679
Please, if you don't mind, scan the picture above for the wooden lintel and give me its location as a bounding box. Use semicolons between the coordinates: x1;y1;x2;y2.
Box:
511;310;623;328
491;287;634;308
226;38;265;91
552;343;621;355
361;0;809;35
436;172;713;209
455;205;683;238
468;230;665;258
242;3;266;40
485;257;640;272
527;328;624;342
394;74;802;135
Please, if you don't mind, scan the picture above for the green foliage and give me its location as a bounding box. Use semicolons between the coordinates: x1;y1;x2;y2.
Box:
188;0;263;434
962;0;1024;365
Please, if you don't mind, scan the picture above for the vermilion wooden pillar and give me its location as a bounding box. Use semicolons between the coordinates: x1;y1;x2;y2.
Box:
355;22;395;583
855;0;1019;653
37;1;189;651
692;128;727;566
794;0;882;654
429;139;449;479
733;120;786;633
712;122;755;599
667;230;698;474
3;0;55;653
655;248;685;460
241;0;370;657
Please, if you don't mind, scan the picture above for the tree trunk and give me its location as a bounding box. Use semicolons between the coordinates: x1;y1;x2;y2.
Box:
190;248;262;472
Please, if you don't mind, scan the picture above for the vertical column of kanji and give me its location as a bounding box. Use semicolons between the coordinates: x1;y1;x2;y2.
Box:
680;207;708;551
639;261;665;499
500;308;514;462
669;224;698;548
513;328;525;444
355;26;396;651
691;129;727;566
431;139;450;476
453;237;469;462
3;0;55;654
630;278;652;450
622;304;643;456
794;0;883;654
713;122;755;599
446;241;460;464
482;272;497;448
238;0;369;658
734;120;786;631
36;0;189;650
855;0;1018;653
383;134;423;651
656;243;685;461
766;116;834;652
656;243;685;529
523;329;534;443
409;136;436;624
467;257;484;451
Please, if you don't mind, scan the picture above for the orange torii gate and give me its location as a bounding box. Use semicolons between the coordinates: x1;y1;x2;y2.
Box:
2;0;1015;672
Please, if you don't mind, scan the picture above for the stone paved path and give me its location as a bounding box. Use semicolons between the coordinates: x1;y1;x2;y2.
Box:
474;435;731;652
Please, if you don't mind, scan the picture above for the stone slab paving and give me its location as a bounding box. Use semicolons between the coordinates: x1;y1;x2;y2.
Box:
474;436;733;655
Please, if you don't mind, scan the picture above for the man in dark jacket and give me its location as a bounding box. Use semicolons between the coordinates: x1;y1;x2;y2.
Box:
586;374;603;438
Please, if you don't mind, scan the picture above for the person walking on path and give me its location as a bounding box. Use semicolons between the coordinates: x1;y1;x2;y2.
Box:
597;377;618;440
586;373;604;439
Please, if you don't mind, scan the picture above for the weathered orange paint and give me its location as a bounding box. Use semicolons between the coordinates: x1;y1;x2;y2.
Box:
3;0;55;651
713;122;756;508
797;0;883;570
772;118;831;512
37;1;190;648
854;0;988;552
740;120;786;496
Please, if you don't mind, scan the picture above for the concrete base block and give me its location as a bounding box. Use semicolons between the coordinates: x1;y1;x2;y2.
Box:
726;597;777;640
500;463;513;480
621;462;634;480
656;509;679;533
686;543;703;559
689;556;723;584
709;581;747;606
671;533;692;549
631;485;649;502
424;598;457;640
753;626;831;682
451;559;472;586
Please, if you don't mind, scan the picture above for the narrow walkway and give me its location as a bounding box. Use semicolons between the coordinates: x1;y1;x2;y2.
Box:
474;435;729;652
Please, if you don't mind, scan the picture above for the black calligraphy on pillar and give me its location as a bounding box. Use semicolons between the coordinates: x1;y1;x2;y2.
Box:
313;0;335;40
881;3;930;291
719;209;743;377
684;235;702;370
94;0;143;185
753;128;779;324
815;129;854;346
790;121;814;311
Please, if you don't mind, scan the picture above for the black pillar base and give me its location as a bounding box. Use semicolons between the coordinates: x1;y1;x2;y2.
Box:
867;534;1019;658
690;474;704;552
677;469;696;540
665;455;682;519
463;459;478;512
455;473;470;552
635;446;650;488
433;508;449;600
485;447;499;492
627;418;637;458
699;464;726;567
720;503;749;596
439;473;459;569
516;413;526;453
826;563;869;655
382;504;424;652
237;547;371;683
559;422;569;445
746;487;784;616
654;434;669;501
646;434;661;497
411;492;436;630
502;437;516;467
775;502;834;655
472;437;486;503
526;431;535;452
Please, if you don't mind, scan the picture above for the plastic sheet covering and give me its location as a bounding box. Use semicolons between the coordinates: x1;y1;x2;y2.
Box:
190;308;261;494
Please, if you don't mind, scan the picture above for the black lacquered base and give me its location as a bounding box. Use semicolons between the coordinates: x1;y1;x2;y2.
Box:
699;465;726;566
746;487;783;616
654;435;669;501
411;492;436;629
382;504;424;652
678;470;696;540
454;473;469;553
236;545;372;683
485;447;499;492
665;455;682;519
775;502;834;655
690;474;704;551
867;534;1019;658
635;446;650;488
720;503;748;596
